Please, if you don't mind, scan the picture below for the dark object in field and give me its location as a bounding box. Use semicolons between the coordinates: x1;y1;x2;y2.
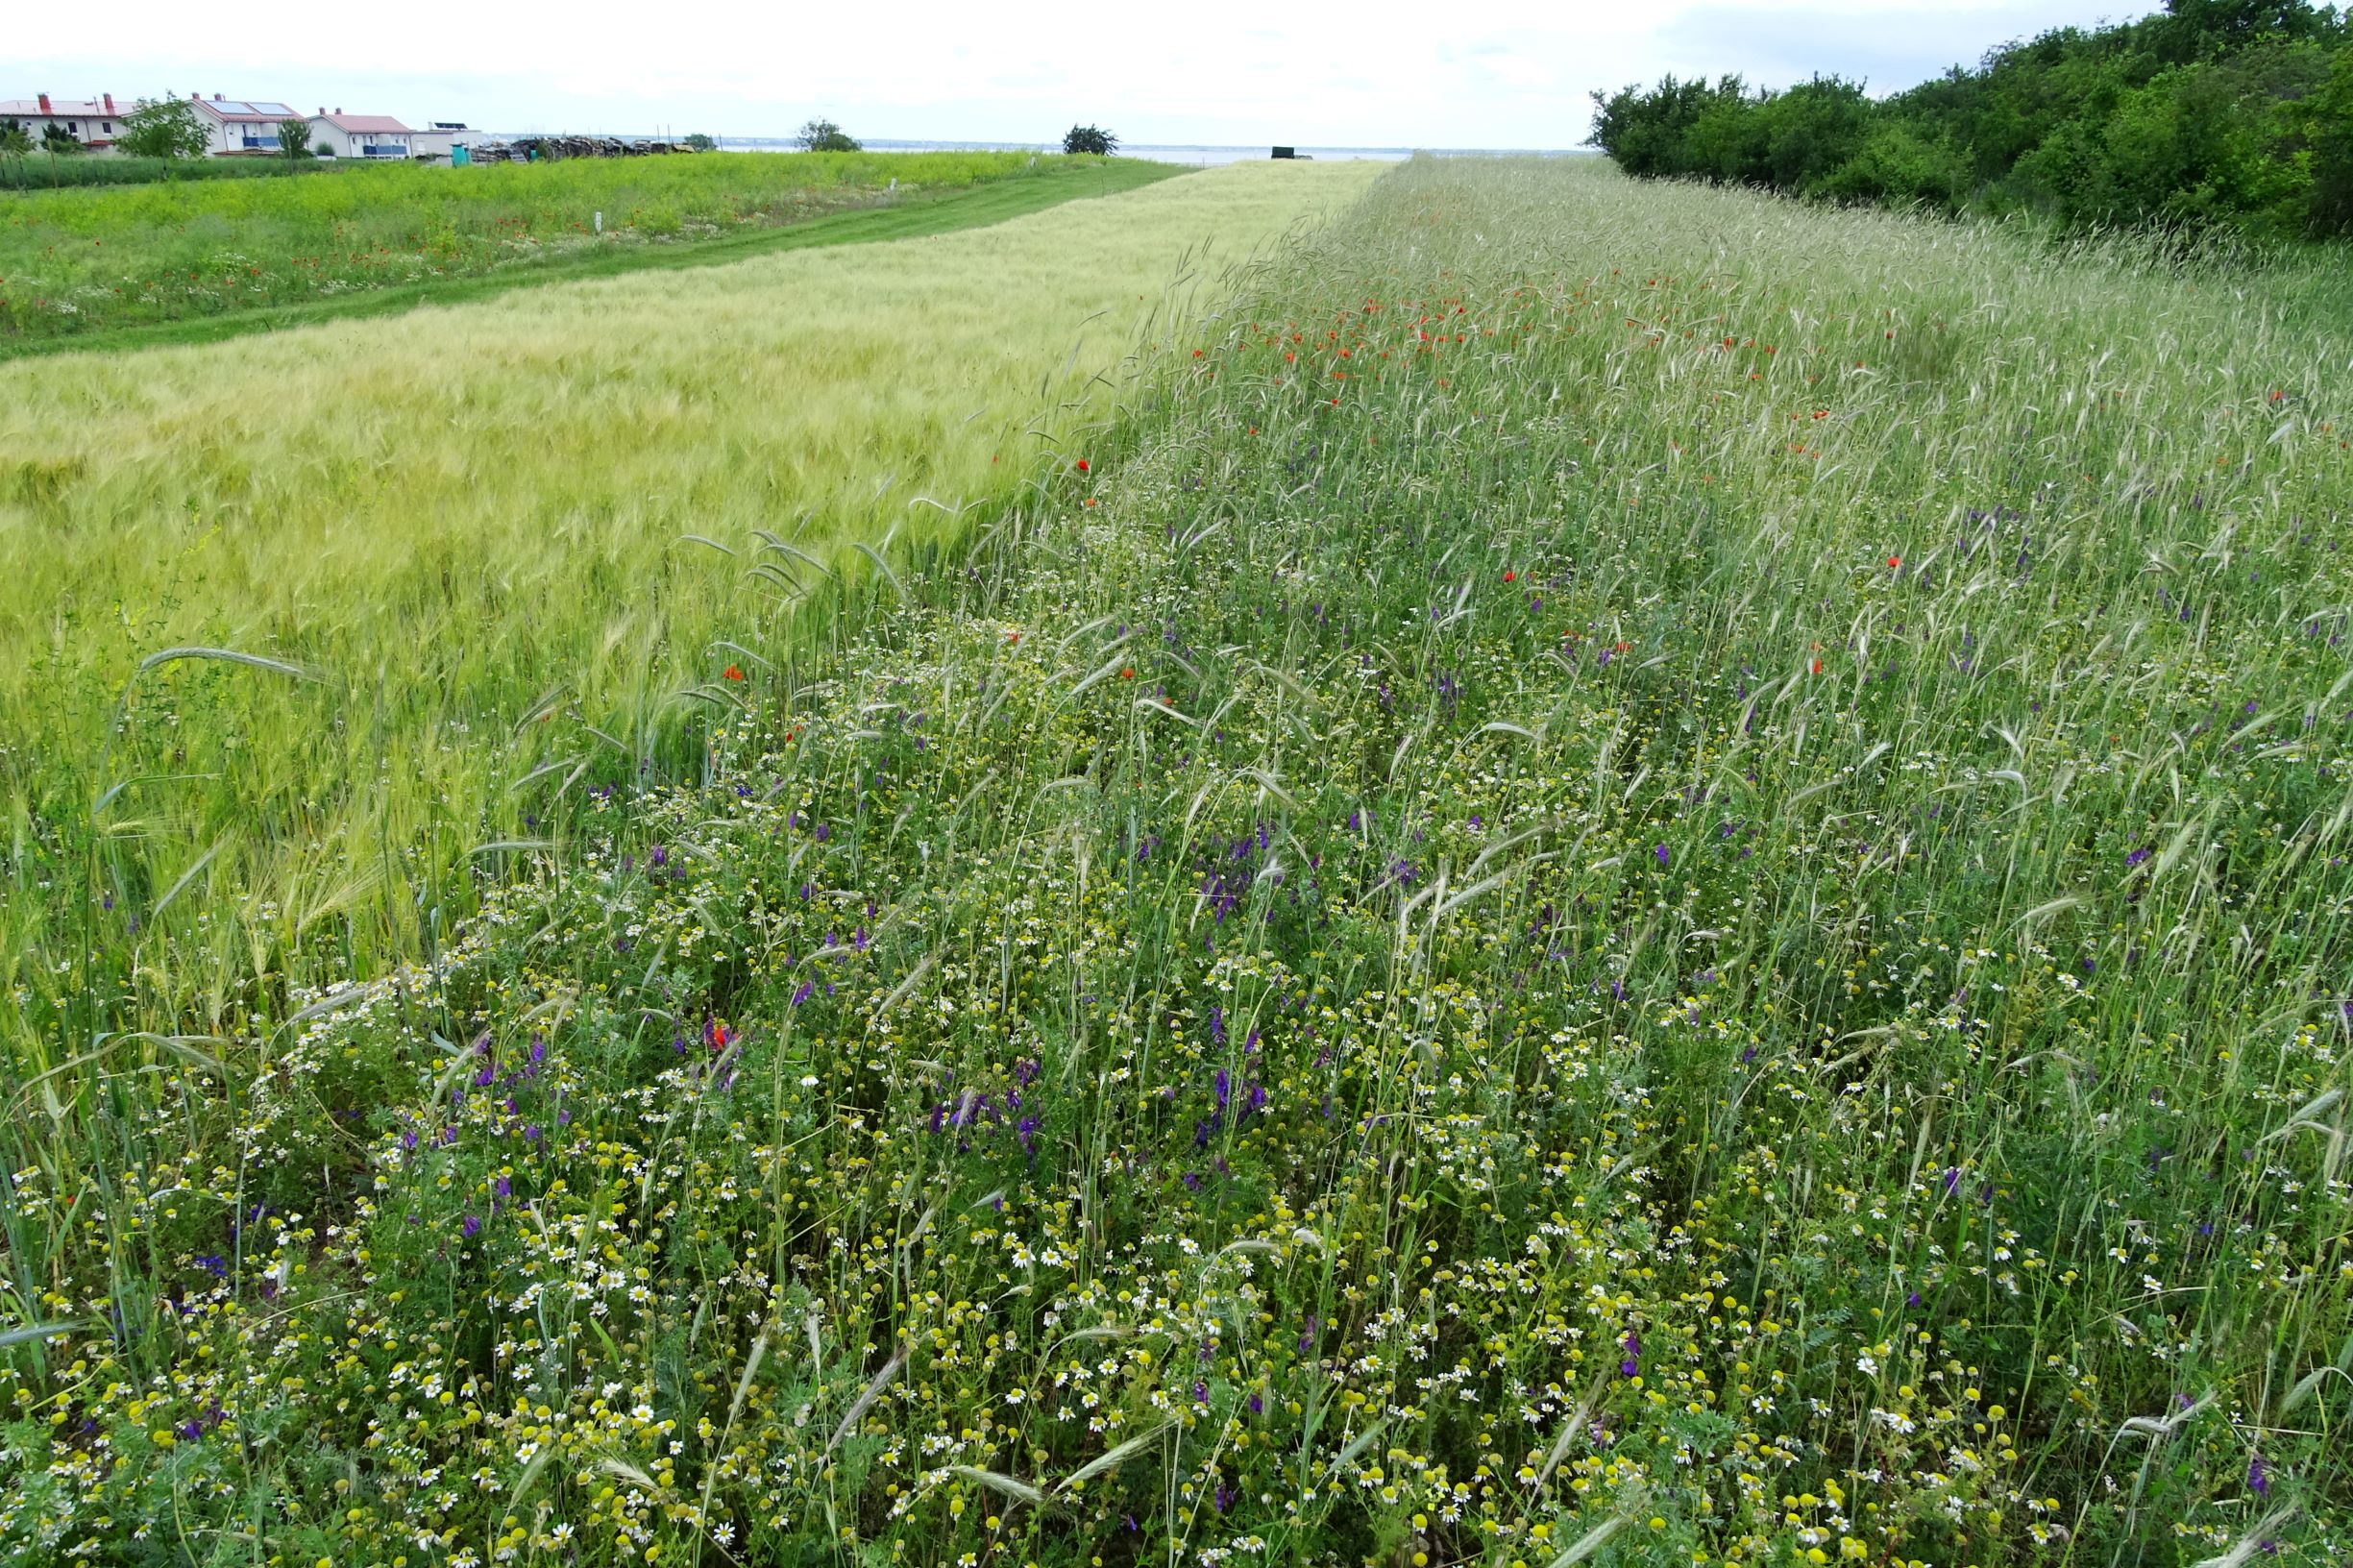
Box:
1064;124;1117;156
1272;146;1293;159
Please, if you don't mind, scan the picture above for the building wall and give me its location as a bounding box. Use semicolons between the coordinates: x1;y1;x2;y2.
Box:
7;110;120;146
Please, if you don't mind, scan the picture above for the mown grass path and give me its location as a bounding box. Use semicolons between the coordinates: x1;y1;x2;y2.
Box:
0;157;1180;360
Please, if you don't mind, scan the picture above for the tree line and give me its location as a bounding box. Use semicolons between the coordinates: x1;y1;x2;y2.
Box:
1588;0;2353;240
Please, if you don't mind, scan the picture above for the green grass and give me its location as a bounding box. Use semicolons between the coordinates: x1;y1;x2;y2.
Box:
0;157;1182;359
0;151;1147;345
0;151;342;192
6;155;2352;1567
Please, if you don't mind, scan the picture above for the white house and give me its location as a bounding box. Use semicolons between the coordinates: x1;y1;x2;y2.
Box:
0;94;125;149
306;110;418;160
184;94;307;154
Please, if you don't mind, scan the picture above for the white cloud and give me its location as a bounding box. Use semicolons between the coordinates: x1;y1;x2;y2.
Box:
12;0;2159;146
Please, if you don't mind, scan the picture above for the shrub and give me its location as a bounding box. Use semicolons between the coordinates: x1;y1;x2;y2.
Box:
1063;123;1117;156
114;96;212;161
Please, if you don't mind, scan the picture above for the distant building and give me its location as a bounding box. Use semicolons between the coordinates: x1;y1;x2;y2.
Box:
306;109;419;160
409;123;480;163
186;94;307;154
0;93;124;149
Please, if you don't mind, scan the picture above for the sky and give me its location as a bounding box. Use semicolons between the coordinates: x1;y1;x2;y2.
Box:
17;0;2154;147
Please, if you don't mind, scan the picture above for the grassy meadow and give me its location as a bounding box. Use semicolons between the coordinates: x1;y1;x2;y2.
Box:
0;152;1157;345
5;152;2353;1568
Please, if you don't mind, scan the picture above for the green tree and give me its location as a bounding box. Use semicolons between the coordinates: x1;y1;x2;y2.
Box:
116;96;210;161
41;123;83;155
683;133;717;152
278;117;312;161
794;118;861;153
0;118;30;188
1063;124;1117;155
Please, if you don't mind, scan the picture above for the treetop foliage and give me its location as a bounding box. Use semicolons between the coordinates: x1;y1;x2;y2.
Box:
1589;0;2353;239
1064;123;1117;155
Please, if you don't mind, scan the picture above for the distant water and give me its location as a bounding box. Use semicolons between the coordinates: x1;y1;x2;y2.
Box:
479;135;1593;166
768;139;1592;166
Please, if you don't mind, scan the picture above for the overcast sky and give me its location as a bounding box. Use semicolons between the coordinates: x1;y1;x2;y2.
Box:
19;0;2151;146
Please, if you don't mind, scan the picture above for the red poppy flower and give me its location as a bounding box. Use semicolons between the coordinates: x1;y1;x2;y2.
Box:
1887;554;1901;569
1503;570;1516;582
1119;667;1135;679
723;665;745;681
1074;458;1090;473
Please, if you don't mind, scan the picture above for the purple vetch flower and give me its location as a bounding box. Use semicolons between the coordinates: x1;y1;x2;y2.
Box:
1654;844;1670;867
2248;1454;2270;1497
1942;1166;1962;1196
1905;1290;1921;1307
494;1176;511;1199
461;1213;481;1239
1192;1380;1210;1404
1213;1068;1231;1109
1620;1331;1640;1378
792;982;814;1006
2126;846;2152;869
1209;1005;1227;1045
1299;1315;1320;1354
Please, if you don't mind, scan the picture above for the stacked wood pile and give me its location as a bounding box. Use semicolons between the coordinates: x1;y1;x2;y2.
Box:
468;137;704;163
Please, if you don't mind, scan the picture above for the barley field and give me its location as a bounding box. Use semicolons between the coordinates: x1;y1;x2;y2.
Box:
0;158;1379;1070
3;155;2351;1567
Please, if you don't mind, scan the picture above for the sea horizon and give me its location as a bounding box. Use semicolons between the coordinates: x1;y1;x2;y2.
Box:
478;135;1596;165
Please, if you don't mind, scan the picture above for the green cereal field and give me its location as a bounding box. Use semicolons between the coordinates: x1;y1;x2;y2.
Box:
2;152;2349;1568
